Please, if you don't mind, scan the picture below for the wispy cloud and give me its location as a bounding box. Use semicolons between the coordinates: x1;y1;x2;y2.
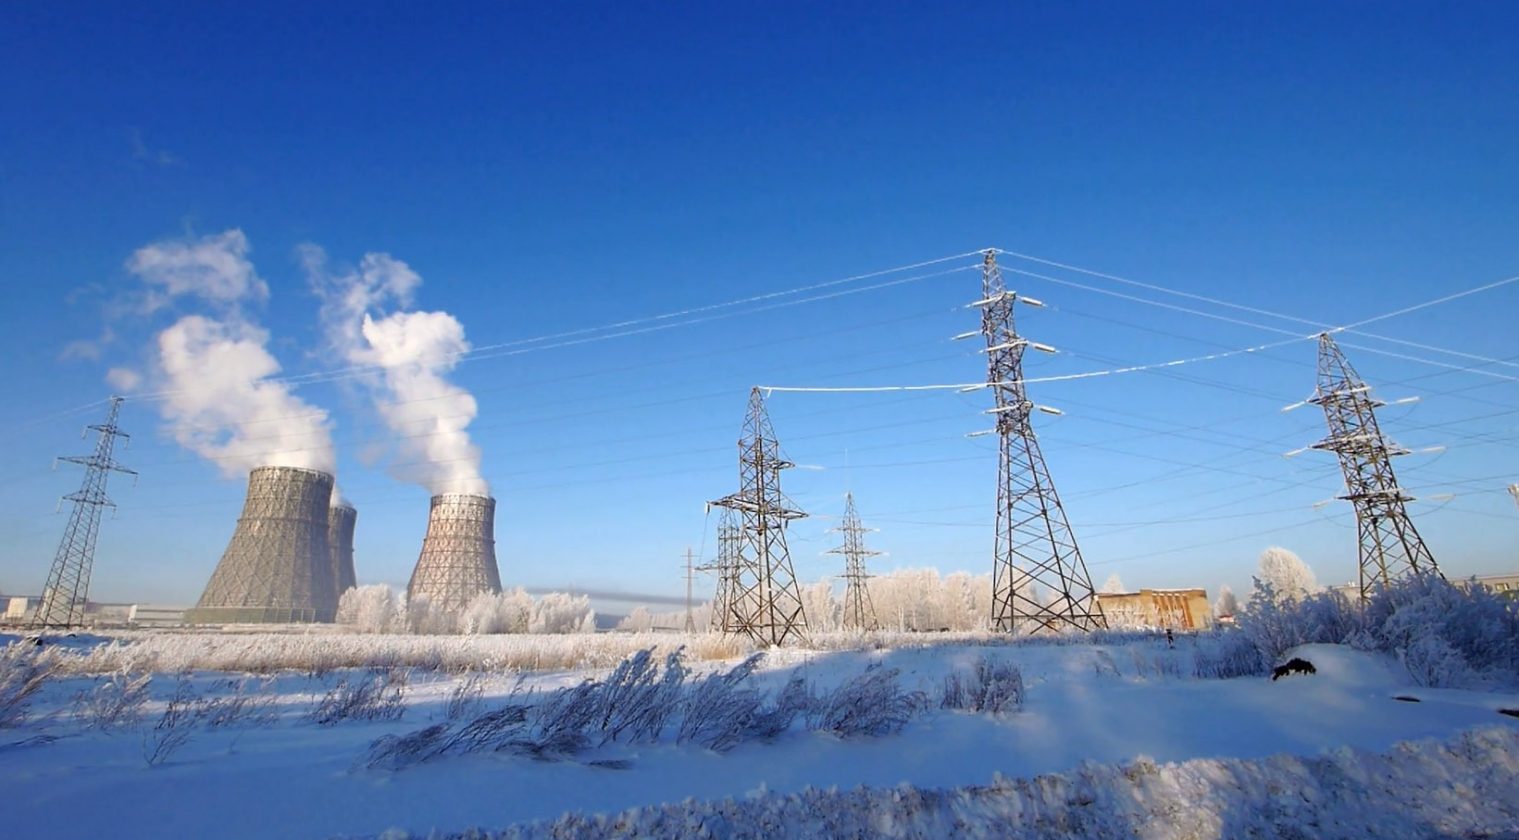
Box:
128;127;182;167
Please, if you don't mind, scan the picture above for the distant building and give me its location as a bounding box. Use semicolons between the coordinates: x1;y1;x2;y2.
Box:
1096;589;1213;630
128;605;187;628
1330;572;1519;601
3;596;30;623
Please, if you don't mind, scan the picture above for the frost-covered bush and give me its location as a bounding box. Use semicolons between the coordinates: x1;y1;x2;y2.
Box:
74;670;152;730
1192;630;1267;679
340;586;596;636
141;680;197;766
0;643;62;728
445;672;487;721
362;647;932;771
941;656;1024;714
677;653;766;751
310;667;408;724
51;630;752;676
336;585;406;633
806;665;927;738
1238;574;1519;689
590;648;686;744
1239;580;1361;661
196;677;278;728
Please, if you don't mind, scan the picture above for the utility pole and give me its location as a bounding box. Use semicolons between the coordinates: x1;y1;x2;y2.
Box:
709;388;808;646
1305;333;1442;600
968;250;1104;634
828;492;880;631
1509;483;1519;514
32;397;135;630
683;547;696;633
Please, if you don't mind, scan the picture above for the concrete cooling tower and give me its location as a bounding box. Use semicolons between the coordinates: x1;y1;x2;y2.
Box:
329;502;358;597
407;493;501;613
185;466;339;624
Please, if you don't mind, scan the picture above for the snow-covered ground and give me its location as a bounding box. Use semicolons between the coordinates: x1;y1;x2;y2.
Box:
3;634;1517;839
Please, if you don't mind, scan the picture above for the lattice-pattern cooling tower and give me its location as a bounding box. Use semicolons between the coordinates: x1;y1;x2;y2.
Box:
329;503;358;598
407;494;501;613
185;466;338;624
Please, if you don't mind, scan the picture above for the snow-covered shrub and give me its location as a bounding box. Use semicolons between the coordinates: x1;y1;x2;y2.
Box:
529;592;596;635
55;630;752;676
1236;574;1519;688
514;680;598;759
365;704;533;770
335;585;406;633
591;648;687;745
310;667;408;724
445;672;487;721
746;675;810;741
364;723;451;770
405;596;457;635
941;656;1024;714
460;589;532;634
1401;634;1476;688
196;677;278;728
806;665;927;738
141;680;196;766
74;670;151;730
677;653;767;751
0;643;62;728
1192;630;1267;679
615;607;654;633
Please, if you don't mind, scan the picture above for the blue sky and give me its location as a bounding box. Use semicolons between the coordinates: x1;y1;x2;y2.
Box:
2;2;1516;609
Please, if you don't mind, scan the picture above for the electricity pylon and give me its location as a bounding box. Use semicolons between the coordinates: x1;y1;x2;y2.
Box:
32;397;135;630
709;388;808;646
828;492;879;631
1509;483;1518;513
971;251;1104;634
1308;332;1441;600
683;547;697;633
698;510;741;633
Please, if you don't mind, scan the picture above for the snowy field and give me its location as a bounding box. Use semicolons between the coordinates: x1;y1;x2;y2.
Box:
3;630;1518;839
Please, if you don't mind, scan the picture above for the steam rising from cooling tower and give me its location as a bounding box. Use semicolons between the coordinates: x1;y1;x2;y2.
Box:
307;247;486;495
121;229;336;476
185;466;340;624
407;493;501;612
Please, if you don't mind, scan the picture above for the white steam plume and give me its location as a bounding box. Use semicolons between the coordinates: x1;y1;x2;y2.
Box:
127;230;335;477
307;246;486;496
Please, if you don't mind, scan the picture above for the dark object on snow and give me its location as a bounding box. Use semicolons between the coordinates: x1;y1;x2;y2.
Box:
1499;708;1519;719
1393;695;1421;703
1271;657;1317;681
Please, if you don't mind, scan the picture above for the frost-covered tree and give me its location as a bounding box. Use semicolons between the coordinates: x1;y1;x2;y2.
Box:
336;584;405;633
1214;584;1239;618
800;581;840;633
529;591;596;634
617;606;654;632
1099;574;1126;594
1256;546;1319;602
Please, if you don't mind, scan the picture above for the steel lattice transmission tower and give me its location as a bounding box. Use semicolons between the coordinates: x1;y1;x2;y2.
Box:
699;509;741;633
709;388;808;646
828;492;880;631
1308;332;1441;600
32;397;135;630
973;251;1105;634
